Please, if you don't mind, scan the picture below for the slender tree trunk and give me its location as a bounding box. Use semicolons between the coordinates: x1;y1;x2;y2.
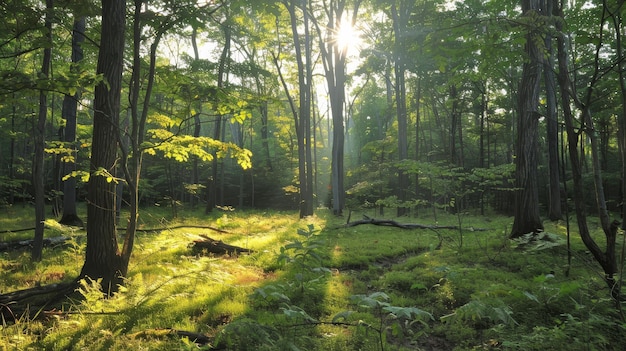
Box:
281;0;314;218
391;2;409;217
80;0;126;292
414;77;421;208
555;1;620;298
191;26;202;208
303;0;314;216
613;5;626;229
318;0;355;216
59;16;85;227
206;23;231;214
544;3;562;221
511;0;544;238
32;0;53;262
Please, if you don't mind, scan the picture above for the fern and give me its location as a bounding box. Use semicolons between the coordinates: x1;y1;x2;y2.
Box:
441;299;517;327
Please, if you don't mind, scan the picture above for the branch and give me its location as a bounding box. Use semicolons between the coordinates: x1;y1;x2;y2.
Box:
343;215;488;231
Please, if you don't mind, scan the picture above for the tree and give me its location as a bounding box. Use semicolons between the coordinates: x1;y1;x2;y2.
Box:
555;0;621;299
510;0;544;238
543;0;562;221
80;0;126;291
390;1;410;216
59;16;86;227
274;0;315;218
314;0;362;216
31;0;53;262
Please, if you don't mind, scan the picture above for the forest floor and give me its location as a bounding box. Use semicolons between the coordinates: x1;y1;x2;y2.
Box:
0;204;624;350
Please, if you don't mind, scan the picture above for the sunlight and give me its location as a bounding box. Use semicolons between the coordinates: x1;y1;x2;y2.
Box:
335;18;362;55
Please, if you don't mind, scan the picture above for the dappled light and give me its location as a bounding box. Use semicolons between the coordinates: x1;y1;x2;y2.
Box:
2;0;626;349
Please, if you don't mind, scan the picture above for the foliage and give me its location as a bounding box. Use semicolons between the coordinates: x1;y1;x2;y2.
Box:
0;207;625;350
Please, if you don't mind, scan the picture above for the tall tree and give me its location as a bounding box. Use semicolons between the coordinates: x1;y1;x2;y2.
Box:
59;16;86;227
511;0;544;237
543;0;561;221
32;0;53;262
390;1;410;216
314;0;362;216
80;0;126;291
274;0;314;218
555;0;621;299
206;13;231;213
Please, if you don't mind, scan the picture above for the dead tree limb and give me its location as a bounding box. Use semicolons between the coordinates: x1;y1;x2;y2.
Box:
0;236;70;252
191;235;253;255
344;215;488;231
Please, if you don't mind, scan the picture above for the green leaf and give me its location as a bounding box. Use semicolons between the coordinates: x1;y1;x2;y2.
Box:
332;310;355;323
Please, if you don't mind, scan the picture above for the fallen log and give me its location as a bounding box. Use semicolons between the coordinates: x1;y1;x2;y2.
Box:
344;215;488;231
0;280;78;322
191;235;253;255
0;236;70;252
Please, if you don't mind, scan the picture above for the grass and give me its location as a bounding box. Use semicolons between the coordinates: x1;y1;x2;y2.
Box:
1;203;625;350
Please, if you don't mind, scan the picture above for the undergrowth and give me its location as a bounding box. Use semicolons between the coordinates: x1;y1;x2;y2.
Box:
0;204;625;350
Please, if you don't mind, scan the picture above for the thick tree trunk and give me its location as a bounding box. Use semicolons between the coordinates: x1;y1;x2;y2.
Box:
511;0;544;238
32;0;53;262
80;0;126;292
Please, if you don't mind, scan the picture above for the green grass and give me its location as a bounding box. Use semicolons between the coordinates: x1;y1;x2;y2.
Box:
1;204;625;350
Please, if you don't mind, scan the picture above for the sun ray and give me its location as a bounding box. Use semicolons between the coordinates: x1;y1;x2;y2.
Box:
335;18;362;55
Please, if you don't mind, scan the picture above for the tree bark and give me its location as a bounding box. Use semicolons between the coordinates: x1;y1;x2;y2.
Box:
282;0;314;218
206;20;231;214
80;0;126;292
555;1;620;299
511;0;544;238
543;3;562;221
316;0;360;216
59;17;85;227
391;2;409;217
32;0;53;262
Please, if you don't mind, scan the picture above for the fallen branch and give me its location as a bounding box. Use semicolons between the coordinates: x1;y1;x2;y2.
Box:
0;236;70;252
191;234;253;255
0;225;230;235
344;215;488;231
0;280;78;322
127;225;231;234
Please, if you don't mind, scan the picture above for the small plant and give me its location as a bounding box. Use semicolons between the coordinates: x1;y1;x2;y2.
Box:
277;224;331;292
343;291;434;351
440;298;517;328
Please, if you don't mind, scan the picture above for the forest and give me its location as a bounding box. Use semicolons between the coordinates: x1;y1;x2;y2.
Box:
1;0;626;350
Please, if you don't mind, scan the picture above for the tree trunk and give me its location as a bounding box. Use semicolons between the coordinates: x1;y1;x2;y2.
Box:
32;0;53;262
555;1;620;298
543;5;562;221
191;26;202;208
59;16;85;227
511;0;544;238
391;2;409;217
206;22;231;214
613;5;626;230
80;0;126;292
282;0;314;218
302;0;314;217
318;0;358;216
